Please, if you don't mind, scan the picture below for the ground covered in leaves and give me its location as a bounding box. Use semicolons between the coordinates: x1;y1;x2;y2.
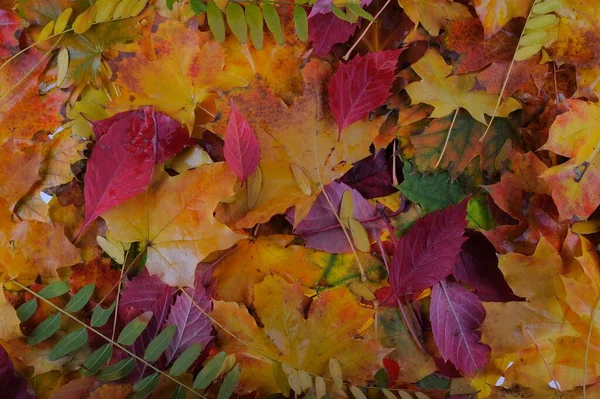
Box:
1;0;600;398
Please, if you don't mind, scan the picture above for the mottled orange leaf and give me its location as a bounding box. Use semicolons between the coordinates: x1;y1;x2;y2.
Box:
70;258;120;304
210;59;382;229
541;100;600;221
0;139;43;212
211;276;391;395
102;163;244;287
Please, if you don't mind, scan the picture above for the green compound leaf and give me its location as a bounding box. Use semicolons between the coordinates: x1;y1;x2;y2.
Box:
49;328;88;360
398;161;465;214
190;0;207;14
293;5;308;42
97;357;135;381
262;3;283;45
170;343;203;377
83;343;113;375
39;281;70;299
65;283;95;312
118;310;152;346
245;4;263;50
16;298;37;322
193;351;227;390
207;0;226;42
226;2;247;43
132;372;160;399
28;313;61;345
218;364;241;399
144;324;177;363
91;302;116;327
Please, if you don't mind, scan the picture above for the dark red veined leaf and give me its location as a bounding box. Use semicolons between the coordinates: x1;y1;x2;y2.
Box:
294;182;383;253
165;273;213;363
0;345;34;399
223;102;260;182
329;49;402;137
389;200;468;297
430;280;490;374
338;148;398;199
83;107;190;230
309;13;359;56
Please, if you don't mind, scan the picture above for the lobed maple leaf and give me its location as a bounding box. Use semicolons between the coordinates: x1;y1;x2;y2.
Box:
389;200;468;298
329;49;402;137
430;280;490;375
102;163;244;287
223;102;260;183
211;276;391;395
309;13;359;56
398;0;470;36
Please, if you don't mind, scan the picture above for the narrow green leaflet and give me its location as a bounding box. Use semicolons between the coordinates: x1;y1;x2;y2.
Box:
170;386;186;399
28;313;61;345
218;364;241;399
467;193;495;230
226;2;247;43
83;343;113;375
193;351;227;389
65;283;95;312
293;5;308;42
346;3;374;21
144;324;177;362
166;0;176;11
398;161;465;214
97;357;136;381
133;372;160;399
39;281;70;299
330;5;355;23
49;328;88;360
190;0;207;14
91;302;116;327
16;298;37;322
170;343;203;376
245;4;263;50
262;3;283;45
207;0;226;43
118;310;153;346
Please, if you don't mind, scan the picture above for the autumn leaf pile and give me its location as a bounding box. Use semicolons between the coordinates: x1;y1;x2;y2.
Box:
2;0;600;398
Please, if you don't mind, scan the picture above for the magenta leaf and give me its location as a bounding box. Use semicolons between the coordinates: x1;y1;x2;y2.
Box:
83;107;189;229
389;200;468;296
339;148;398;199
165;273;213;363
294;181;383;253
430;280;490;374
223;102;260;183
309;13;359;56
0;346;34;399
328;49;402;137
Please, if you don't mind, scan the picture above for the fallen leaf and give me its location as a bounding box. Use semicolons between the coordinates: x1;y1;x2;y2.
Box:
472;0;534;37
339;148;398;199
309;13;359;56
102;163;244;287
223;102;260;182
0;345;34;399
0;9;22;58
0;139;43;212
211;275;391;395
398;0;471;36
69;258;121;304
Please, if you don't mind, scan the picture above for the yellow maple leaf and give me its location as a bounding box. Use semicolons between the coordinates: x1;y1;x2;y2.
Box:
211;275;391;395
102;163;245;287
405;49;520;125
541;100;600;221
473;0;534;37
210;59;382;229
399;0;471;36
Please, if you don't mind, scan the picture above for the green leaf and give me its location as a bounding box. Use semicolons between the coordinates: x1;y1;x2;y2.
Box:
226;2;247;43
190;0;207;14
293;5;308;42
207;0;226;43
415;372;451;390
262;3;284;45
65;283;95;312
170;386;186;399
193;351;227;390
218;364;241;399
97;357;135;381
170;343;203;377
16;298;37;322
330;4;356;22
166;0;176;11
118;310;153;346
39;281;70;299
467;193;495;230
49;328;88;360
91;302;116;327
133;372;160;398
83;343;113;375
346;2;374;21
374;368;389;388
144;324;177;362
397;161;465;214
28;313;61;345
245;4;263;50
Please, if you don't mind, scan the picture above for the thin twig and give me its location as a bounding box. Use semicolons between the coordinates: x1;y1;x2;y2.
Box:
435;108;459;169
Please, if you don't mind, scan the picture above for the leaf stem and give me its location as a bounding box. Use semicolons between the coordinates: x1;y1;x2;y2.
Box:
434;108;459;169
342;0;393;61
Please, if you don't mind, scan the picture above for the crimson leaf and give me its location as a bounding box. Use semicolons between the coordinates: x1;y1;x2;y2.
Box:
309;13;359;56
223;102;260;183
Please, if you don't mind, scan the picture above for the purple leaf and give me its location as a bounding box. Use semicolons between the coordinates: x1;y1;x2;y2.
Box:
165;273;213;363
430;281;490;374
338;148;398;198
0;346;34;399
294;182;383;253
223;102;260;183
453;232;520;302
390;200;468;297
309;13;359;56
